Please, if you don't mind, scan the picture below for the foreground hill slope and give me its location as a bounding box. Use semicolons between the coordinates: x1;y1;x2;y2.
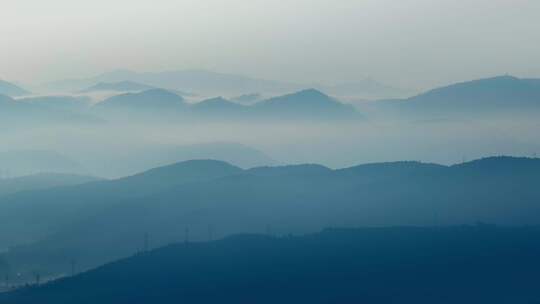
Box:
2;226;540;304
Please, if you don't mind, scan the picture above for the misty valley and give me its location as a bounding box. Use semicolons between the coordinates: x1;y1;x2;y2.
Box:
2;1;540;301
1;71;540;303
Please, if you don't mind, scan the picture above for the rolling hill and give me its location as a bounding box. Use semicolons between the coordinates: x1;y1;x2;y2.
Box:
1;156;540;280
151;143;275;169
0;160;243;245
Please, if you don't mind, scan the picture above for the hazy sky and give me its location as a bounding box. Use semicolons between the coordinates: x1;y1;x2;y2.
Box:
1;0;539;89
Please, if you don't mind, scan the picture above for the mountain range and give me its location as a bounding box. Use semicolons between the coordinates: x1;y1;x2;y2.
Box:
92;88;360;121
8;74;540;123
1;156;539;281
45;69;299;96
45;69;409;99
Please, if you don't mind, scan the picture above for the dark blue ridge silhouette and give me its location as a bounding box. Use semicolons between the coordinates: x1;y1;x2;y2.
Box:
2;226;540;304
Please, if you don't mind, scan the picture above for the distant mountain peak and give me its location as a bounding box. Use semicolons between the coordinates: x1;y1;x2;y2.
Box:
198;96;231;104
259;89;339;107
286;88;337;102
254;89;359;119
95;88;185;110
126;159;243;183
297;88;329;97
137;88;180;97
231;93;263;105
194;97;242;108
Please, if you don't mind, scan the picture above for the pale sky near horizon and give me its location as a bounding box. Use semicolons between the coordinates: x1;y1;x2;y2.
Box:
1;0;539;90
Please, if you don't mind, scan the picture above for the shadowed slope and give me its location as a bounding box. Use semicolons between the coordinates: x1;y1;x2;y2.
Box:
3;226;540;304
